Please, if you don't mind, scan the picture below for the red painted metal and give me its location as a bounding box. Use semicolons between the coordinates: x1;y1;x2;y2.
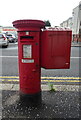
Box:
12;19;72;97
41;28;72;69
12;20;45;94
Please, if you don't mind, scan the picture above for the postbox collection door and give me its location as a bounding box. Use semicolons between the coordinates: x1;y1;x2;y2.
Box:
18;31;41;94
41;30;72;69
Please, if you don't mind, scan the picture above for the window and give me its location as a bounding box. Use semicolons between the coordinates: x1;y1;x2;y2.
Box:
80;21;81;26
79;4;81;10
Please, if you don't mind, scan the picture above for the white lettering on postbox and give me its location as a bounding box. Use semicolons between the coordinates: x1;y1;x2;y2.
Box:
22;59;34;63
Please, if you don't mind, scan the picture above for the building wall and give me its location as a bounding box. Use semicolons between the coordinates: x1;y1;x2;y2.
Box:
72;1;81;42
68;17;73;29
72;6;79;35
60;17;73;30
2;26;17;36
79;2;81;41
60;2;81;42
0;26;2;33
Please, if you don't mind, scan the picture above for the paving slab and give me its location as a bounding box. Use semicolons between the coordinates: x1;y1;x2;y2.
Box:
1;88;81;119
0;84;80;91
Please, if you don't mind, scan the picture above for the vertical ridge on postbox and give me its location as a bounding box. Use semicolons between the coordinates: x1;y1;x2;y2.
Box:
41;28;72;69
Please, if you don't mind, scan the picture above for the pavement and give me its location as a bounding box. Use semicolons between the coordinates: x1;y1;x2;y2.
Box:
71;41;81;47
0;83;81;119
0;41;81;120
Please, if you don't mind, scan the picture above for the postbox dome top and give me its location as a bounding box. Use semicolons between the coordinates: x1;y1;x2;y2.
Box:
12;19;45;29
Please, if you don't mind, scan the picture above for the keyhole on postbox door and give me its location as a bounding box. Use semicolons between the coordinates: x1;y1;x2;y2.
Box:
36;43;38;45
32;64;39;72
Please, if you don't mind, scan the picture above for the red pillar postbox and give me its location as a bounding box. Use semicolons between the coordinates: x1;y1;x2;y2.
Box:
12;20;45;105
12;19;72;106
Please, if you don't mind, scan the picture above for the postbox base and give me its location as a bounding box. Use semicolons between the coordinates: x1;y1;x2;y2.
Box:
20;91;42;107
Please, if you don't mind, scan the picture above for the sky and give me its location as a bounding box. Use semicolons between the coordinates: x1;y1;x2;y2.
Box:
0;0;80;27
